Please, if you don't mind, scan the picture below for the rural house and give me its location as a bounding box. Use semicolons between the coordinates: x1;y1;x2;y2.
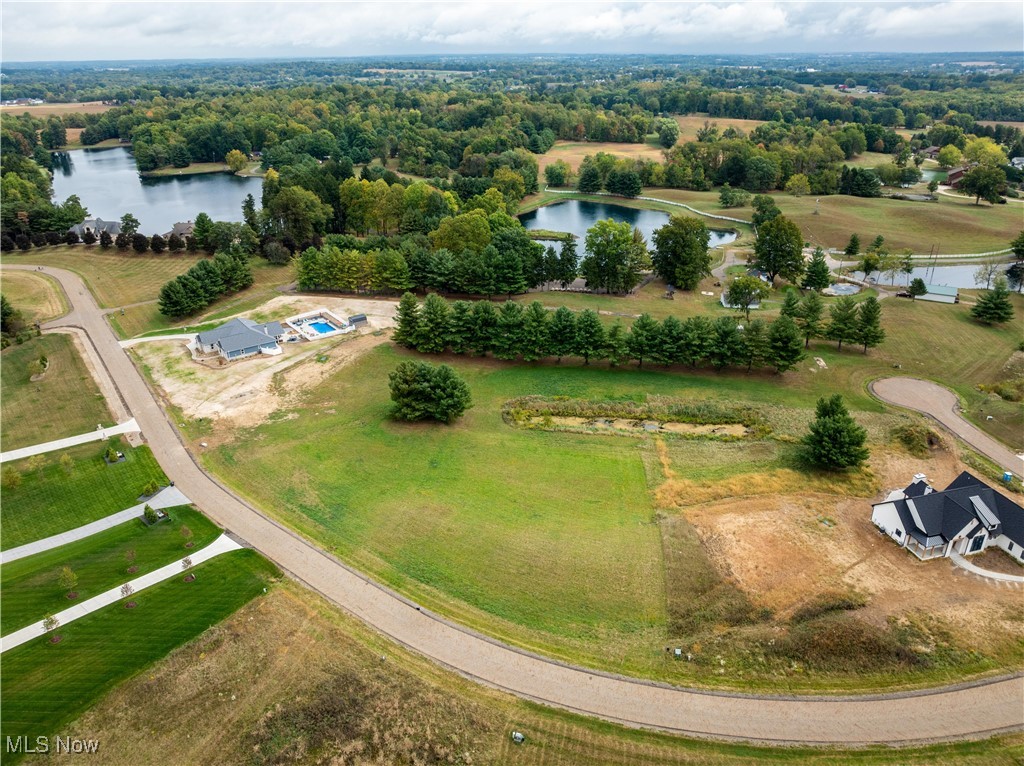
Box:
68;218;121;238
194;318;286;361
163;221;194;239
871;472;1024;562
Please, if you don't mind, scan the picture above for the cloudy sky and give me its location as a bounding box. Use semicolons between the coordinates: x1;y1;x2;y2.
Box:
2;1;1021;62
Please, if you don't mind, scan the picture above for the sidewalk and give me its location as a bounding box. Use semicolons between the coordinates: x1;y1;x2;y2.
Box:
950;551;1024;584
0;486;191;564
0;534;241;653
0;418;141;464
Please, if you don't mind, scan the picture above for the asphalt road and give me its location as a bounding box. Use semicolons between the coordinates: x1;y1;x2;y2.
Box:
7;263;1022;746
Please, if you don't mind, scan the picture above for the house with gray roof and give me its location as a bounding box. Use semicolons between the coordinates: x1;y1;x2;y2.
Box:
68;218;121;238
163;221;194;240
871;472;1024;562
195;318;286;361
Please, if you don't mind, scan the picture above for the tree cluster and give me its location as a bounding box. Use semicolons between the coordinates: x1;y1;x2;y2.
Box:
388;360;472;424
157;248;254;318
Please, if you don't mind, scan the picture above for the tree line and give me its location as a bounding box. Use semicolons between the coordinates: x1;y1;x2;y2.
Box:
157;249;254;318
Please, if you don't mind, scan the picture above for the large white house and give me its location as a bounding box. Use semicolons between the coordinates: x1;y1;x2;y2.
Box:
871;472;1024;562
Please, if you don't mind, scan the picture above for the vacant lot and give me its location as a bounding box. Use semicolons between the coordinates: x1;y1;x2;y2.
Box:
538;139;667;174
39;579;1022;766
0;550;278;762
1;443;166;550
1;333;112;451
0;101;112;117
673;113;767;142
0;270;66;324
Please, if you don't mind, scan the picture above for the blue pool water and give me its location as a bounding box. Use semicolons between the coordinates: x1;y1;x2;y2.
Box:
308;321;336;334
830;284;861;295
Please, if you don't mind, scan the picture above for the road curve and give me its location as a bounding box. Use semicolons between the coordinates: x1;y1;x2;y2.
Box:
871;377;1024;475
6;264;1022;746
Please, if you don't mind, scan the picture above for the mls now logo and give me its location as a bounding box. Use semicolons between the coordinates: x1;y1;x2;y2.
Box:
6;736;100;754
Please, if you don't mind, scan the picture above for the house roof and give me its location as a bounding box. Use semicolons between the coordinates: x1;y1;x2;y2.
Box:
877;471;1023;548
196;318;283;354
69;218;121;236
924;284;958;297
163;221;194;239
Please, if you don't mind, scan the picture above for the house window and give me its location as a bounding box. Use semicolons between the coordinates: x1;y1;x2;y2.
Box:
895;529;902;538
1010;542;1015;552
970;536;984;553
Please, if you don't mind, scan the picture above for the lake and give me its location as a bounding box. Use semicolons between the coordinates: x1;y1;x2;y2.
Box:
519;199;737;251
852;262;1014;289
51;147;262;234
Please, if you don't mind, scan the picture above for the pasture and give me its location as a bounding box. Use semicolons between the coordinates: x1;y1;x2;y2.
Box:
537;139;667;174
673;113;767;141
0;101;112;117
0;270;66;324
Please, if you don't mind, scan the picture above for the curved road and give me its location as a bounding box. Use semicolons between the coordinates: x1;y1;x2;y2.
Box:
6;264;1022;745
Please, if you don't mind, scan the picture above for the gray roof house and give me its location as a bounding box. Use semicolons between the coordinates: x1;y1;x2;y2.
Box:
871;472;1024;562
163;221;195;240
195;318;286;361
68;218;121;238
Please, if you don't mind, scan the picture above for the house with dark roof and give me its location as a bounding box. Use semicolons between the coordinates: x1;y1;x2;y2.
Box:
68;218;121;238
945;166;967;188
871;472;1024;562
163;221;194;240
194;318;286;361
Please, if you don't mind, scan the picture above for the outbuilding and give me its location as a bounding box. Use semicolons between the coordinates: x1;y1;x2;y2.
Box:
918;284;959;304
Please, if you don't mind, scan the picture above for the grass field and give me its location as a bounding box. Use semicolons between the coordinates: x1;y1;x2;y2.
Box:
0;271;66;324
0;506;219;634
46;578;1023;765
1;442;166;551
0;549;278;762
141;162;232;177
0;101;112;117
0;334;112;451
673;114;767;142
537;139;668;174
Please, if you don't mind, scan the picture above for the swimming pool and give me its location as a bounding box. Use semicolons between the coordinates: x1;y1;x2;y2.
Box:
829;284;861;295
308;321;336;334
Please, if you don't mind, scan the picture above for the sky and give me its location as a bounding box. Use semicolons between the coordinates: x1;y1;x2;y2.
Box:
1;1;1021;62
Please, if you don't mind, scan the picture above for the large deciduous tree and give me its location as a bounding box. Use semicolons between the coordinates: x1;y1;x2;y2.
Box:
751;215;804;284
581;219;651;294
651;215;711;291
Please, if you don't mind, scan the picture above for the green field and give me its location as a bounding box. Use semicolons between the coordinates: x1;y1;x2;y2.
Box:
0;549;278;761
0;270;67;324
0;334;112;451
0;505;219;634
1;443;166;551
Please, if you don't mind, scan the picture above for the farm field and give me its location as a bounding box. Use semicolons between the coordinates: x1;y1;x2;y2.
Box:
0;549;278;762
41;578;1023;766
673;113;767;141
0;100;112;117
537;139;668;174
0;505;218;634
1;442;166;551
0;271;66;324
0;333;112;451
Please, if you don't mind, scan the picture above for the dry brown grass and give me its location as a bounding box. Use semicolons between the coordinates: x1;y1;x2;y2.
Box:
673;114;767;142
538;139;667;173
655;467;878;510
0;101;112;117
0;270;66;324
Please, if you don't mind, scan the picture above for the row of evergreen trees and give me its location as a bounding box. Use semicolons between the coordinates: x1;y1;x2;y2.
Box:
778;289;886;353
157;249;254;318
392;293;810;374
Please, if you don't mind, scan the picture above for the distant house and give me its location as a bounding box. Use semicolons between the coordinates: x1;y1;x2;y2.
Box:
945;166;967;187
68;218;121;238
194;318;286;361
919;284;959;304
922;146;941;160
163;221;194;240
871;472;1024;562
1011;157;1024;170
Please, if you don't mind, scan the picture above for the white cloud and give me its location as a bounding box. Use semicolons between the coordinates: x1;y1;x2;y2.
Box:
1;1;1020;61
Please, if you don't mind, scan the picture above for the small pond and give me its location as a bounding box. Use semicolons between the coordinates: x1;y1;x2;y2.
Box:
51;147;262;234
519;199;737;251
852;262;1014;289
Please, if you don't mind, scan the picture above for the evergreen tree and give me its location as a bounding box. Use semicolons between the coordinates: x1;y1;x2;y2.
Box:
167;233;184;252
242;194;259;231
392;292;420;348
547;306;577;362
573;309;606;365
115;232;130;250
556;237;579;288
680;315;714;367
191;259;225;301
157;279;190;318
779;289;801;318
132;233;150;253
970;277;1015;325
426;249;456;292
389;361;471;424
709;316;744;371
119;213;140;237
577;161;602;193
844;233;860;260
542;245;559;285
655;315;686;366
802;247;831;291
796;291;825;348
908;278;928;300
150;234;166;253
627;313;660;367
81;229;97;246
470;300;499;355
177;274;208;314
492;247;527;297
803;395;870;470
766;315;806;373
826;296;860;351
604;320;629;367
65;230;80;246
739;318;769;372
521;301;550;361
494;301;526;360
447;300;475;355
192;212;215;252
414;293;451;354
856;296;886;353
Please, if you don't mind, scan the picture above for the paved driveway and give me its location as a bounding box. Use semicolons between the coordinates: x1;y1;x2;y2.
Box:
6;263;1022;745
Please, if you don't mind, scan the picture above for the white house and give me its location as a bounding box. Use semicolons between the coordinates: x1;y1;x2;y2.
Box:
918;284;959;305
194;318;286;361
871;472;1024;562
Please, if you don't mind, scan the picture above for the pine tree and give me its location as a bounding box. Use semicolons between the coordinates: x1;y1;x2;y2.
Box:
767;315;806;373
446;300;475;355
802;247;831;291
392;292;420;348
492;248;527;297
520;301;550;361
844;233;860;259
908;278;928;300
573;310;606;365
856;296;886;353
680;315;714;367
158;279;190;318
709;316;744;371
548;306;577;363
470;300;499;356
604;320;629;367
827;296;860;351
627;313;660;367
556;237;579;287
803;395;870;470
414;293;451;354
780;288;801;318
739;318;769;372
577;162;602;193
970;277;1015;325
655;315;686;366
796;291;824;348
494;301;526;360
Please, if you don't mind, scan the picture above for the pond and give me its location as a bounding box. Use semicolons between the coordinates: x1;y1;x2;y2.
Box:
519;199;737;251
852;262;1014;289
51;147;262;234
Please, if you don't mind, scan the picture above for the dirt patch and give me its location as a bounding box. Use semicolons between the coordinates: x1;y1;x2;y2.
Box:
524;415;748;438
134;295;396;428
968;547;1024;575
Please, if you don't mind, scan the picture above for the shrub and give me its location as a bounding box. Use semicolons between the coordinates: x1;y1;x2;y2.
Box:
790;591;866;623
143;504;159;524
774;614;925;672
142;479;160;496
891;424;942;456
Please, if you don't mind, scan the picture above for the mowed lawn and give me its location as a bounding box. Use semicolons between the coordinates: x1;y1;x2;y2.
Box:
1;334;112;451
0;505;219;634
1;443;166;551
206;344;671;663
0;270;66;324
0;550;278;760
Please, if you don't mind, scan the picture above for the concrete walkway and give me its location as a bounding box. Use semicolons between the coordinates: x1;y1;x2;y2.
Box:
0;534;241;654
871;377;1024;476
950;552;1024;584
0;418;141;464
0;487;191;564
6;264;1022;745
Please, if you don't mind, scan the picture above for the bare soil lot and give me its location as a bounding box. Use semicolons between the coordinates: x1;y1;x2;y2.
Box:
0;101;112;116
